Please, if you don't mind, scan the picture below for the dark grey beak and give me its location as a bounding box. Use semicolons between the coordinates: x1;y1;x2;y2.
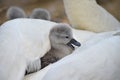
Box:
67;39;81;50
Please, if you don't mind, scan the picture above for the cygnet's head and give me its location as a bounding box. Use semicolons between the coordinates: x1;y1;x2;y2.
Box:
29;8;51;20
6;6;26;20
49;23;81;50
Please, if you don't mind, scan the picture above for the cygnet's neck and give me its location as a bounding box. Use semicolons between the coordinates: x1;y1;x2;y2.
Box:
63;0;120;32
41;44;73;69
50;43;73;59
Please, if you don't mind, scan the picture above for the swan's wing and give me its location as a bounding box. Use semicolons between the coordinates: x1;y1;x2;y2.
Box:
0;19;57;60
0;19;56;80
41;32;120;80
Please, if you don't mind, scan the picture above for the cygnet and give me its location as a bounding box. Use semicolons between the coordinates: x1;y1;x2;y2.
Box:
29;8;51;20
6;6;26;20
41;23;81;69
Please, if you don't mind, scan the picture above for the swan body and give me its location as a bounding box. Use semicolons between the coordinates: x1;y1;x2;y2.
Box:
39;31;120;80
63;0;120;32
0;18;95;80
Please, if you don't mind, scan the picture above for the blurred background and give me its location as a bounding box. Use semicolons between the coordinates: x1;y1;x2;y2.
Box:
0;0;120;25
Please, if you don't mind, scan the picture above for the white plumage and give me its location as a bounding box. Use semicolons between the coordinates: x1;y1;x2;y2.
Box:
63;0;120;32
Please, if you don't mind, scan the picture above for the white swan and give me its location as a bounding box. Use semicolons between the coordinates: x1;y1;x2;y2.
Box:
0;18;95;80
63;0;120;32
25;30;120;80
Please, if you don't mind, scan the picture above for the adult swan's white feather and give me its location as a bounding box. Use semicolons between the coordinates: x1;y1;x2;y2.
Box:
41;31;120;80
0;19;55;80
63;0;120;32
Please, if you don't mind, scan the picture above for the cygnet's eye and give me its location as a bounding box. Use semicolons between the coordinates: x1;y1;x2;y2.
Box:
65;36;69;38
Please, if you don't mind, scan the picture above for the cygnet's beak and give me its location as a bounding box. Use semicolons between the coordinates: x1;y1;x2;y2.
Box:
67;38;81;50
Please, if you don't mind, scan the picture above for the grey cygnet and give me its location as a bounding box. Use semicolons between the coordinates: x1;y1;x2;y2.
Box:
41;23;81;69
29;8;51;20
6;6;26;20
25;23;81;74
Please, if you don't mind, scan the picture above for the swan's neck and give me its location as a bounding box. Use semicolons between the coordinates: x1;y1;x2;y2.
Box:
64;0;96;5
63;0;120;32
